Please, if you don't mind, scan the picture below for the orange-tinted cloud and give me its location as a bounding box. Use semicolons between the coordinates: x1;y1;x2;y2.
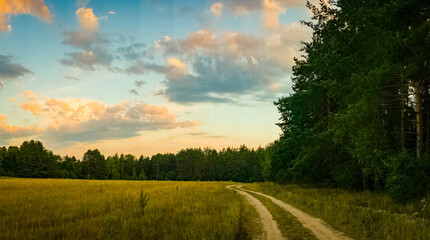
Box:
0;114;41;141
263;0;285;28
63;8;100;48
75;7;99;32
210;2;223;17
17;94;199;142
0;0;51;32
168;57;188;77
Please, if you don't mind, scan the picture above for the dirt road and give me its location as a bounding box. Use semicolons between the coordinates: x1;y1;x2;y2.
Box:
226;185;285;240
234;185;351;240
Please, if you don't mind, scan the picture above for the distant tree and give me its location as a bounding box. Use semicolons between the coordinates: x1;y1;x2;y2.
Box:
106;154;120;180
20;140;58;178
61;156;80;179
82;149;107;180
2;146;21;176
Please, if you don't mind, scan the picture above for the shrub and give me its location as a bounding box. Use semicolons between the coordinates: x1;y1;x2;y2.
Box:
386;152;427;203
139;190;150;215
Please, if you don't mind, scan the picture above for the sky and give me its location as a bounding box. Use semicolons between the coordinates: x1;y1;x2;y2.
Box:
0;0;313;158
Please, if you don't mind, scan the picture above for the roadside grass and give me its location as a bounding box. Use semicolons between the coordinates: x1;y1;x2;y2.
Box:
244;182;430;240
246;191;317;240
0;178;244;240
236;196;262;240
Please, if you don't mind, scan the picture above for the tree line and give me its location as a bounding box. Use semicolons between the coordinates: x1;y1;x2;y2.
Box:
0;140;271;183
270;0;430;202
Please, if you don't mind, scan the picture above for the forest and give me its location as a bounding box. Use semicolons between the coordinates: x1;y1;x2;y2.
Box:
270;0;430;202
1;0;429;203
0;140;270;183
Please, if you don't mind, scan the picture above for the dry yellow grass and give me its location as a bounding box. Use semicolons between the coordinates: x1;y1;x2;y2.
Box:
0;178;244;240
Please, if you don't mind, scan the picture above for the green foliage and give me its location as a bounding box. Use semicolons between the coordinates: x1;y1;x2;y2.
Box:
386;152;427;203
0;140;271;183
19;140;59;178
330;161;362;190
272;0;430;201
82;149;107;180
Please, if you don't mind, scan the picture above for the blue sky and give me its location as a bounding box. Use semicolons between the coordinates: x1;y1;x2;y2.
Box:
0;0;312;157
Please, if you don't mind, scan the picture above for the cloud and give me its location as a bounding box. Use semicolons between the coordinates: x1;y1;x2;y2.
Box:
263;0;286;28
147;24;311;104
0;0;51;32
21;90;38;100
116;42;147;61
63;7;100;48
61;7;113;71
17;94;199;143
77;0;90;8
157;55;280;104
122;59;187;78
210;0;305;28
0;114;41;141
129;89;138;95
134;80;145;87
76;7;99;31
0;54;32;80
108;11;116;15
60;49;113;71
210;2;223;17
215;0;304;14
153;30;218;55
65;76;79;80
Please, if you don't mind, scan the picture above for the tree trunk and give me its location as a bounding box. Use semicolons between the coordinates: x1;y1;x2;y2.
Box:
426;86;430;152
415;81;424;159
361;168;369;190
400;82;407;151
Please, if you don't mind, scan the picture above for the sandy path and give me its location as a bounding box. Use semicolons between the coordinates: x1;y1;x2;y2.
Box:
236;185;352;240
226;185;285;240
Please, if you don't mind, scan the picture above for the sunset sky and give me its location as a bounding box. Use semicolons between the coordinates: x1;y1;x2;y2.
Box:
0;0;312;158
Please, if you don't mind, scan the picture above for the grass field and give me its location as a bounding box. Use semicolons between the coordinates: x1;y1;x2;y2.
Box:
0;178;247;240
3;178;430;240
243;182;430;240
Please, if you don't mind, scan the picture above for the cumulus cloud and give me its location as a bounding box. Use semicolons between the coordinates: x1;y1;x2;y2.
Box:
60;49;113;71
0;114;41;141
61;7;113;71
122;58;188;78
263;0;286;28
63;7;100;48
213;0;303;14
0;0;51;32
147;24;311;104
129;89;138;95
0;54;32;80
210;0;305;28
210;2;223;17
17;94;199;142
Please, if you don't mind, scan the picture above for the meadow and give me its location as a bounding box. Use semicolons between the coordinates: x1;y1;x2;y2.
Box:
0;178;247;240
244;182;430;240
